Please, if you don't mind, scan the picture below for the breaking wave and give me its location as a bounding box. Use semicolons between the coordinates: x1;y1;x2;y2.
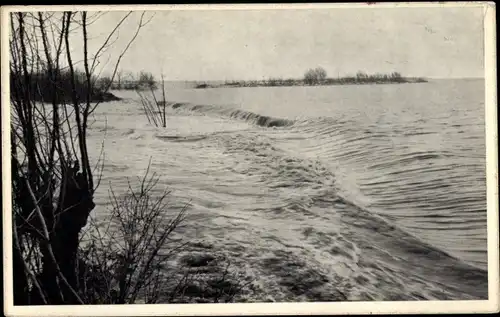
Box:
170;102;295;128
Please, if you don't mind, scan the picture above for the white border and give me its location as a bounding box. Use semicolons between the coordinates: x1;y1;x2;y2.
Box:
2;2;498;316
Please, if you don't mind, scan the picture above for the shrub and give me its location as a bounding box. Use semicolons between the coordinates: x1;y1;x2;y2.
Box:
304;67;327;85
78;164;252;304
137;71;157;90
78;165;187;304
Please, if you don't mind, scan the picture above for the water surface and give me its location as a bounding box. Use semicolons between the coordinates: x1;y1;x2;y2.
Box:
87;78;487;301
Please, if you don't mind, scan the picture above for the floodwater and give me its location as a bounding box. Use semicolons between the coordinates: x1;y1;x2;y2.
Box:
86;78;488;301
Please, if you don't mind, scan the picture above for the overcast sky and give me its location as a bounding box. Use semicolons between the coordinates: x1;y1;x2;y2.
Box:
77;5;485;81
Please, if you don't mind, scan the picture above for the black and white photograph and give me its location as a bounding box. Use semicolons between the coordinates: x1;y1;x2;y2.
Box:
1;3;498;316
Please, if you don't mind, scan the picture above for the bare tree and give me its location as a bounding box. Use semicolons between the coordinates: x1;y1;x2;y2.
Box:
9;9;252;306
9;10;151;305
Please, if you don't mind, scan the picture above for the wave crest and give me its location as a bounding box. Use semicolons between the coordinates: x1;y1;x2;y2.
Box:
169;102;295;128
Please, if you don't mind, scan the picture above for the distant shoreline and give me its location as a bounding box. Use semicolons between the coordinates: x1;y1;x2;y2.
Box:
194;77;428;89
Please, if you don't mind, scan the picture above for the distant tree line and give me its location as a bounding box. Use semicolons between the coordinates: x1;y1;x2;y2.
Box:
303;68;426;85
10;68;120;103
333;71;409;84
195;67;427;89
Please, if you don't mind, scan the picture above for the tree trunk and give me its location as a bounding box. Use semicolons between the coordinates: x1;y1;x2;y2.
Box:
12;240;30;305
39;164;95;304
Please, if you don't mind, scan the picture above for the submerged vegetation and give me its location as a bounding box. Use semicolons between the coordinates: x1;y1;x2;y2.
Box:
137;75;168;128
